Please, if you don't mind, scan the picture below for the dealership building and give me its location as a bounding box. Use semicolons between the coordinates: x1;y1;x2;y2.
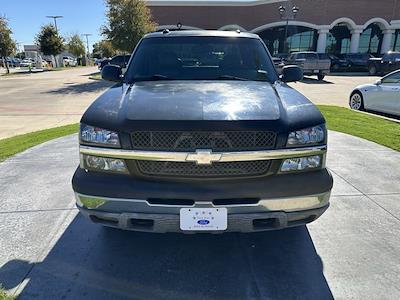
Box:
147;0;400;56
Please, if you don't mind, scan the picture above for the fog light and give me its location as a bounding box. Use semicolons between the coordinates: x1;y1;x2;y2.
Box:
81;154;128;173
280;155;321;172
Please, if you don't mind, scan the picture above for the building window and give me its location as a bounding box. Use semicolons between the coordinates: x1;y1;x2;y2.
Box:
391;30;400;51
359;24;383;55
258;25;317;55
326;24;351;55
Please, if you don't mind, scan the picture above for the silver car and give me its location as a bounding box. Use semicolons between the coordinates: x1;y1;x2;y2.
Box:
350;70;400;116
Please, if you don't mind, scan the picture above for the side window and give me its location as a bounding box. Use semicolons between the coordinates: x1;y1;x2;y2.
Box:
296;53;305;59
305;53;317;60
382;71;400;84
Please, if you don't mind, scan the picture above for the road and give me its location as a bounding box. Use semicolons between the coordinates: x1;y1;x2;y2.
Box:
0;67;112;139
0;131;399;299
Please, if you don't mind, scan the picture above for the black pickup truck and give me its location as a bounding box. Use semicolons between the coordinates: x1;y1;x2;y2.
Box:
72;30;333;233
368;51;400;75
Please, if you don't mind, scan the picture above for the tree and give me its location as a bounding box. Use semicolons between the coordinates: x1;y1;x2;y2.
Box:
0;16;16;73
102;0;156;53
92;40;115;58
67;34;86;58
36;24;64;67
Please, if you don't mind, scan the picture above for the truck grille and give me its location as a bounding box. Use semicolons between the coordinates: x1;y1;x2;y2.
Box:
131;131;277;152
136;160;271;178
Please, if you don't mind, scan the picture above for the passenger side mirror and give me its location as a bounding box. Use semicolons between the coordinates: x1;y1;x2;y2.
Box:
375;79;382;86
102;65;123;82
280;66;303;83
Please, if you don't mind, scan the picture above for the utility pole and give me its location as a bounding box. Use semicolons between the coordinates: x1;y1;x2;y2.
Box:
46;16;63;32
82;33;92;55
82;34;92;66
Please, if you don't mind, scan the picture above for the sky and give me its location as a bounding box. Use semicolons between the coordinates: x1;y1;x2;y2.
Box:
0;0;108;52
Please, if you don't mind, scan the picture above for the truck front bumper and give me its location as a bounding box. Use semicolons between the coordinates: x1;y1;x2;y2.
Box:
72;168;333;233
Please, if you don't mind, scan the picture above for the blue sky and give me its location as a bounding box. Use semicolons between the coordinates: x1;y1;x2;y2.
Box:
0;0;107;52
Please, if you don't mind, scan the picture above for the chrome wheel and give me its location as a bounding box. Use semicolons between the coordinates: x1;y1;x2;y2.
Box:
350;93;363;110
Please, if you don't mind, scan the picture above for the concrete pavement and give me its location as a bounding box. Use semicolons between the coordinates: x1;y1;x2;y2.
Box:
0;67;112;139
289;74;380;107
0;131;399;299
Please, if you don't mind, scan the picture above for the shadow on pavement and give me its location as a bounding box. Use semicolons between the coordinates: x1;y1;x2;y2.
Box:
0;214;333;300
300;77;333;84
44;80;111;95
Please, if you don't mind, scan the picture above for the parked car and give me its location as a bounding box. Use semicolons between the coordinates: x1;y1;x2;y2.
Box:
63;56;77;67
339;53;373;71
108;54;131;71
272;57;285;74
349;69;400;116
98;58;111;70
72;30;333;233
319;53;350;72
20;58;34;68
286;51;331;80
367;51;400;75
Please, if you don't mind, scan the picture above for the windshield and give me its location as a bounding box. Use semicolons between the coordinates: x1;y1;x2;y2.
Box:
125;36;277;83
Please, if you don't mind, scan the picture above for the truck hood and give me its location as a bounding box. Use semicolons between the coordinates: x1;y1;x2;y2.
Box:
123;81;281;121
82;80;324;132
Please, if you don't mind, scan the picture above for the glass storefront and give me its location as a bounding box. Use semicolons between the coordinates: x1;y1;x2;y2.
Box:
258;25;317;56
326;24;351;54
391;29;400;51
358;24;383;55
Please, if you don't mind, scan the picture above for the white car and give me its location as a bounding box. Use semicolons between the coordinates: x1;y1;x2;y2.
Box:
63;56;77;67
20;58;34;68
349;70;400;116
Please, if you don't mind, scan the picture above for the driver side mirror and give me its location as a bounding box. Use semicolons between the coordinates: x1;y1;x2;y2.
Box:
102;65;123;82
375;79;382;86
280;65;303;83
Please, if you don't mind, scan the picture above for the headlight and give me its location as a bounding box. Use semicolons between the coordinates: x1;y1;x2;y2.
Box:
287;125;325;146
80;124;120;147
81;154;128;173
280;155;321;172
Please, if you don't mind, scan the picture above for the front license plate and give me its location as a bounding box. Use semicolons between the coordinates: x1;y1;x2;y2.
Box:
180;208;227;231
314;69;319;73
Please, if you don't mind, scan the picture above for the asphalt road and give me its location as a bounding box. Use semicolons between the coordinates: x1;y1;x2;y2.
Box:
0;67;112;139
0;131;399;299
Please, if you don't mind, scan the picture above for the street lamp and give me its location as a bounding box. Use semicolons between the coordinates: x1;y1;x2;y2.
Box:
46;16;63;32
278;5;300;54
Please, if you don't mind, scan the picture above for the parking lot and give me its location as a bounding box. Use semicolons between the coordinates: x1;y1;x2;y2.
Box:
289;74;380;107
0;67;112;139
0;67;383;140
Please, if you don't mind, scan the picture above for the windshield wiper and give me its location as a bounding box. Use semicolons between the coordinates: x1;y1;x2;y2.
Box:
217;75;249;81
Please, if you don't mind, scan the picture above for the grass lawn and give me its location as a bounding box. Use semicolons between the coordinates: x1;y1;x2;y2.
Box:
318;105;400;152
0;106;398;162
0;124;79;162
0;286;15;300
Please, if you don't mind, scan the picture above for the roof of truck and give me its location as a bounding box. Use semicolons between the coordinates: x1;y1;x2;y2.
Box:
144;29;260;39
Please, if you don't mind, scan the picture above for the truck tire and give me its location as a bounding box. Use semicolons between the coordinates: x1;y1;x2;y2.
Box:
368;65;377;76
317;73;325;81
349;91;364;111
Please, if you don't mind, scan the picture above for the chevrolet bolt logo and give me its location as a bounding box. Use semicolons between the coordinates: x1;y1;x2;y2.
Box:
186;149;222;165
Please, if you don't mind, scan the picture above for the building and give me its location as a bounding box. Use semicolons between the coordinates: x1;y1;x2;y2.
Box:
147;0;400;56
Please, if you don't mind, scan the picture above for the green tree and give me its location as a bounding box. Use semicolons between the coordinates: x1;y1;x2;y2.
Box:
67;34;86;59
102;0;156;53
92;40;115;58
0;16;16;73
36;24;64;67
